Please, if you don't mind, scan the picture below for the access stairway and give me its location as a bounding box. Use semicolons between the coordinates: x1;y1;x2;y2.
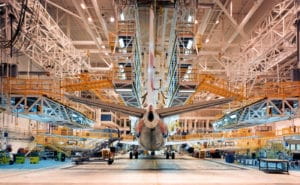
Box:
61;73;123;104
188;74;245;103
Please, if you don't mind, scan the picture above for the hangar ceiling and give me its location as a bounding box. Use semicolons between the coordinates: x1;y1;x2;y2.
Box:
0;0;298;118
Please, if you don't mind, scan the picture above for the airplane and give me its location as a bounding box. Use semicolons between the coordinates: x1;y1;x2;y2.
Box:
67;95;232;159
66;5;233;160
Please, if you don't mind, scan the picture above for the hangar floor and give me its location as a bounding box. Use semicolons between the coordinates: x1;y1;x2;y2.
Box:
0;155;299;185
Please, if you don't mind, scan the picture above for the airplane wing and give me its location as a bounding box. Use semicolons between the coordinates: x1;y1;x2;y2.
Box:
156;98;233;118
65;95;145;118
119;140;139;146
165;140;201;146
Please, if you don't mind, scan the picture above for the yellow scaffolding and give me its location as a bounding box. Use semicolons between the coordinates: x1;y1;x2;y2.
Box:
62;73;123;104
0;77;95;120
252;81;300;98
168;126;300;151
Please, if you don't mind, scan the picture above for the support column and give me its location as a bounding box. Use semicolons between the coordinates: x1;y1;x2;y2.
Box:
297;0;300;68
95;109;101;128
123;118;126;135
184;119;187;132
206;120;210;132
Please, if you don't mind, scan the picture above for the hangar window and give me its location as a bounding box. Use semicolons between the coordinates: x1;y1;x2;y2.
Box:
101;114;112;121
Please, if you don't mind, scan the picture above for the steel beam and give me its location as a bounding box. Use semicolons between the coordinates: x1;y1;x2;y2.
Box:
7;0;88;77
91;0;109;40
213;98;299;130
222;0;264;51
47;0;81;20
72;0;111;67
214;0;247;38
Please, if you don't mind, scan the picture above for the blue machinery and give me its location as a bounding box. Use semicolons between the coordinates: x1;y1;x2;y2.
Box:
0;95;94;128
213;98;299;130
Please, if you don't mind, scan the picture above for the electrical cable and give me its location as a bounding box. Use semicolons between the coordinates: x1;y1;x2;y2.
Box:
0;0;28;49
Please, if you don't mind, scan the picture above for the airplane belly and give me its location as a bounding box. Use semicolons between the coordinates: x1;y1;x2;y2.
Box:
139;125;165;151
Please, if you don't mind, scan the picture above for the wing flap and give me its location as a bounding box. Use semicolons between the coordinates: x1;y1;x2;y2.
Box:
157;98;233;118
66;95;145;118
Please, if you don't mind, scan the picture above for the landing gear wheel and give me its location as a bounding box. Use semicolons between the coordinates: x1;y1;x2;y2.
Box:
171;152;175;159
134;151;138;159
166;152;170;159
107;158;114;165
129;152;133;159
151;151;155;156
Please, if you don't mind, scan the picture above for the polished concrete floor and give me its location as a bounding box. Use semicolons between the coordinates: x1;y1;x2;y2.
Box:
0;154;299;185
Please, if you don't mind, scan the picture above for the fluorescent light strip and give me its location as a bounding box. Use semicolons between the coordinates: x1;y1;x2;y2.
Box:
115;88;132;92
120;13;125;21
186;40;193;49
119;38;125;48
187;15;192;23
179;89;195;93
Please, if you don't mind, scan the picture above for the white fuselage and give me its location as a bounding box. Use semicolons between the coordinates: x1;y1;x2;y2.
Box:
135;5;168;151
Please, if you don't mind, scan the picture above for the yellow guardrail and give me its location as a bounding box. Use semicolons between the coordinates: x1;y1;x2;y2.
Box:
0;77;96;120
168;126;300;151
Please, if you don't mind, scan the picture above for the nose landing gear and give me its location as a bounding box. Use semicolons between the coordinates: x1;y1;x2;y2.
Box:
151;151;155;156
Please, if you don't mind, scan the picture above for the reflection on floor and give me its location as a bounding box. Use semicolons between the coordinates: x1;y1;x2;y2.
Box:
0;154;299;185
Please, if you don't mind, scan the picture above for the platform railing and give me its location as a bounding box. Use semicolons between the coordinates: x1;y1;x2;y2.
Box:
0;77;96;120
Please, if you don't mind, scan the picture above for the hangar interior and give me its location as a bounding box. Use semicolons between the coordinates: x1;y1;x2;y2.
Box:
0;0;300;184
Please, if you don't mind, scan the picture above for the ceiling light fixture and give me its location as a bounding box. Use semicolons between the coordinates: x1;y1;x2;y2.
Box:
119;38;125;48
187;15;193;23
230;114;237;119
215;20;219;24
194;20;198;24
80;3;86;9
110;17;115;23
105;52;109;55
179;89;196;93
87;17;92;22
115;88;132;92
186;39;193;49
120;13;125;21
205;38;209;43
101;45;105;49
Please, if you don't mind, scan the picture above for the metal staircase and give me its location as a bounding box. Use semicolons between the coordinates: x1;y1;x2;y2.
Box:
188;74;245;103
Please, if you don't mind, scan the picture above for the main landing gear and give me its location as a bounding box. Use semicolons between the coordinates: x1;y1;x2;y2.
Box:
166;151;175;159
129;150;139;159
166;146;175;159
